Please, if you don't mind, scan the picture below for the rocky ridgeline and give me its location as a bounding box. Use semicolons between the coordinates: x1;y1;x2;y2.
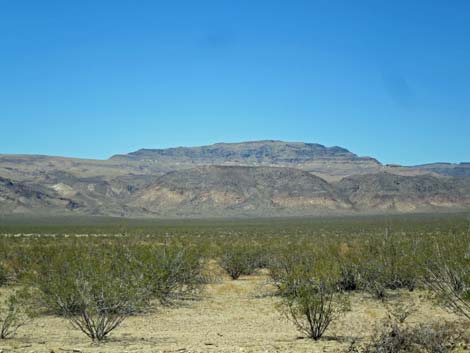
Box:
0;141;469;217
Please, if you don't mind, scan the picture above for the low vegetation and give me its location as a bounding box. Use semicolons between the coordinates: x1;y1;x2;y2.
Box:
137;242;207;304
347;321;465;353
424;232;470;321
0;214;468;347
347;304;466;353
219;242;259;280
32;243;149;340
0;289;33;339
268;247;350;340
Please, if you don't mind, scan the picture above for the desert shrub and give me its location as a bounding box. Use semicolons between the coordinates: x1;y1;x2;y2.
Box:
409;323;467;353
347;320;464;353
271;249;349;340
281;277;349;340
245;243;271;269
57;275;146;341
0;289;34;339
0;245;19;284
267;240;318;283
0;242;40;283
32;243;149;341
219;243;257;280
329;241;362;292
347;293;466;353
0;264;8;287
357;233;420;300
136;243;206;305
338;264;360;292
424;233;470;320
269;248;315;296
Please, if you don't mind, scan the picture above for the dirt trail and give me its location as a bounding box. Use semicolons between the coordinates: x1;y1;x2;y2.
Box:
1;274;463;353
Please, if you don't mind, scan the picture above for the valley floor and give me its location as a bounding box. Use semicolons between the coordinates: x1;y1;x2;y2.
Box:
1;273;467;353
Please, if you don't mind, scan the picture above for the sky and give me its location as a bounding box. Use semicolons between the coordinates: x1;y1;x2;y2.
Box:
0;0;469;165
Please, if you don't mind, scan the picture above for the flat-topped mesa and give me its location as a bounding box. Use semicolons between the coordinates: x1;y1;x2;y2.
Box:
110;140;381;165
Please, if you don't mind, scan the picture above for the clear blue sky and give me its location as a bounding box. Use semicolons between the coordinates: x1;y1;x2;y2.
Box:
1;1;469;165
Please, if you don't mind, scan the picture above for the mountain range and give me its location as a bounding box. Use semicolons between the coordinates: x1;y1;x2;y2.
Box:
1;140;469;217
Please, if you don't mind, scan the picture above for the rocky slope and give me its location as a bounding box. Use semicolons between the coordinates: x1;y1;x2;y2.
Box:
131;166;351;216
0;141;469;217
0;176;78;215
336;173;470;212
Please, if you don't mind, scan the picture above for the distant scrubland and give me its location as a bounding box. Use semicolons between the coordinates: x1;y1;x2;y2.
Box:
0;214;468;352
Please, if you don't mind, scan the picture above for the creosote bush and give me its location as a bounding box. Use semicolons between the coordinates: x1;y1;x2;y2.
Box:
282;277;349;340
347;317;465;353
0;289;34;339
28;239;208;341
271;249;349;340
337;264;360;292
424;232;470;321
356;233;421;300
0;263;8;287
219;243;258;280
32;243;150;341
0;215;469;344
137;242;206;305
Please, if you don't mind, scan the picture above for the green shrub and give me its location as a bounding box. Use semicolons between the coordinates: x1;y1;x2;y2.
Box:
281;277;349;340
271;249;349;340
137;243;206;305
32;243;149;341
424;233;470;321
357;234;420;300
1;242;38;283
219;243;257;280
0;263;8;287
347;320;464;353
0;289;34;339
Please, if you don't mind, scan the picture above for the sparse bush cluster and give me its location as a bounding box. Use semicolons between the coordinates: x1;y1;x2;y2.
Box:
423;232;470;320
31;243;150;340
0;237;208;341
353;233;421;300
137;242;207;304
264;226;469;340
347;315;466;353
219;242;259;280
0;289;34;339
269;250;349;340
0;215;468;345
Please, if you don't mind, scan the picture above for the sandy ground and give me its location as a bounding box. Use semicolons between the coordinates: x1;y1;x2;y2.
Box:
1;274;468;353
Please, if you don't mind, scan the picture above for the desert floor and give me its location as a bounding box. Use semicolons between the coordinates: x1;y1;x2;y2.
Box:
1;273;467;353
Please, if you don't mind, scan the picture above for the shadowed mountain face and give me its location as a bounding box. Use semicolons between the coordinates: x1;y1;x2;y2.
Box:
0;141;469;217
0;176;79;215
131;166;351;216
336;173;470;212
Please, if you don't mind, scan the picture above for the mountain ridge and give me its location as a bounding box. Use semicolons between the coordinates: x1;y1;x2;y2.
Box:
1;140;469;217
